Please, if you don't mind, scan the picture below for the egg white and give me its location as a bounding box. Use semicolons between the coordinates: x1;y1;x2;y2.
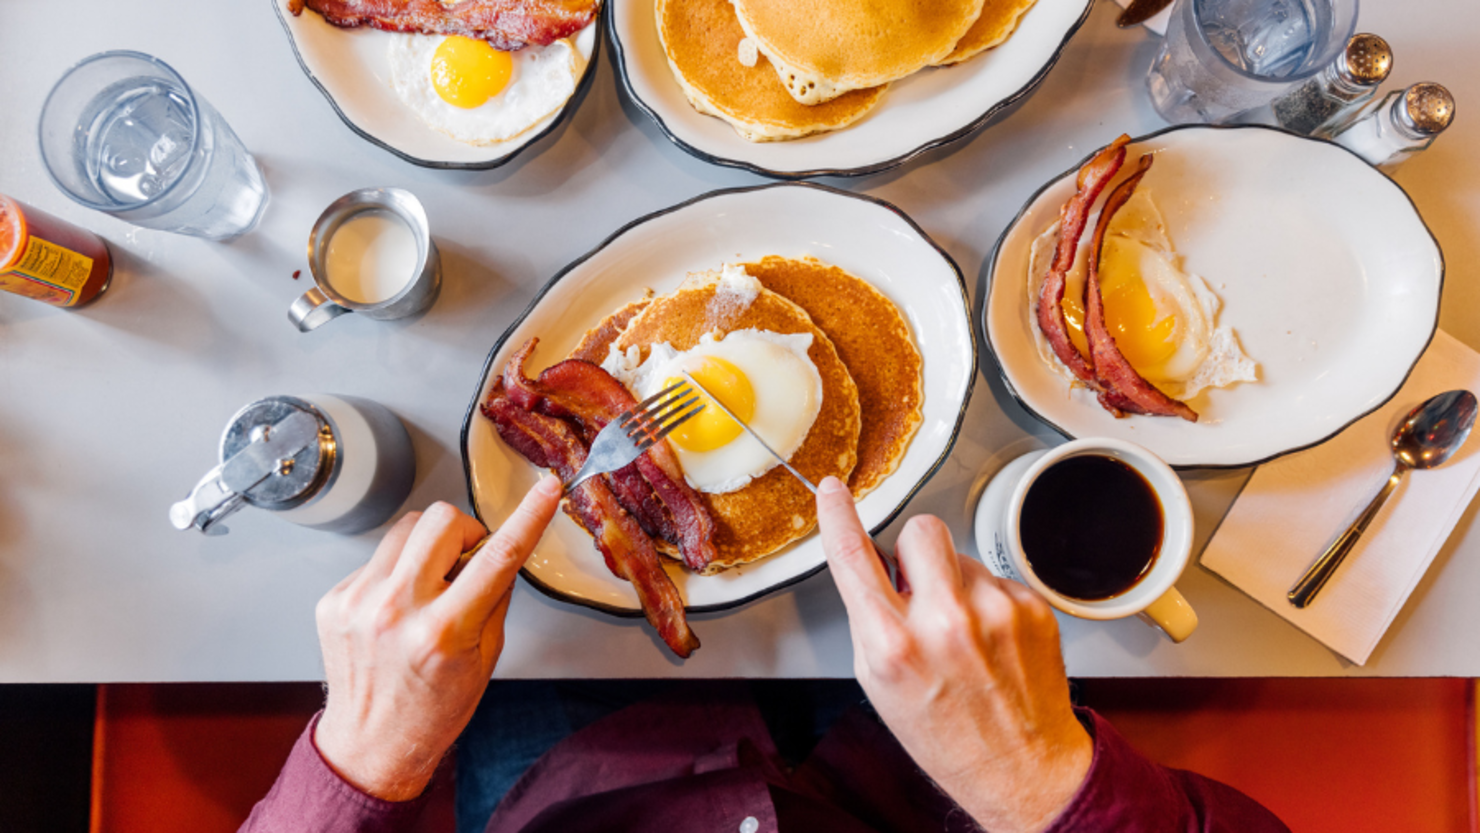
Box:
387;35;582;146
602;329;824;494
1026;188;1257;403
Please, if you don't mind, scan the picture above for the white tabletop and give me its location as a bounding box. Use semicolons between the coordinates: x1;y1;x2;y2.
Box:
2;0;1477;682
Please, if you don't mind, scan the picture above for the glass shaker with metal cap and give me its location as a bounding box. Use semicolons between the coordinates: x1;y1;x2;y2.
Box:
1332;82;1456;172
171;394;415;535
1230;34;1393;135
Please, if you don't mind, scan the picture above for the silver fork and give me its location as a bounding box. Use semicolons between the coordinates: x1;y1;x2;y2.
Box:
563;382;705;494
446;384;704;582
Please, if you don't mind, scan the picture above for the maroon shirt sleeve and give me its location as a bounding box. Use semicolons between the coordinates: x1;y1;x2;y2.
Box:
239;711;429;833
1044;709;1292;833
239;699;1289;833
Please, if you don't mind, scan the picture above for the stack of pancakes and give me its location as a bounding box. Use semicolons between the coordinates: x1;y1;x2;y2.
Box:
572;256;923;574
656;0;1038;142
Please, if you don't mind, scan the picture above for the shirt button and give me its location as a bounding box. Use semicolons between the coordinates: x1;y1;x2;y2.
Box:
739;817;759;833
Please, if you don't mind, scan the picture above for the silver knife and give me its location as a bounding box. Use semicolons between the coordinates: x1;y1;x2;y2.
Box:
680;371;907;592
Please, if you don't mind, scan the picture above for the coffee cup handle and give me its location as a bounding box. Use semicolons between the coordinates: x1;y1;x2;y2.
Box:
1136;587;1198;643
289;287;351;332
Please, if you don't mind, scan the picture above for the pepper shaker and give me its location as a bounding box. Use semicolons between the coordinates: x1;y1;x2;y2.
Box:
1331;82;1455;172
1229;34;1392;136
171;394;415;535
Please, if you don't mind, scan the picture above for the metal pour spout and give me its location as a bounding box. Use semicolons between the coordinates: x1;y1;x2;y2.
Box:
169;410;324;535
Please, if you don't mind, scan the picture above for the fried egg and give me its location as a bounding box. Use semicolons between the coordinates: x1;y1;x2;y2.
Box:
603;329;823;494
387;34;582;146
1028;189;1257;402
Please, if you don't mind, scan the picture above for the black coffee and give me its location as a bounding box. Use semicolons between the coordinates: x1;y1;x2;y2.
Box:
1018;455;1162;601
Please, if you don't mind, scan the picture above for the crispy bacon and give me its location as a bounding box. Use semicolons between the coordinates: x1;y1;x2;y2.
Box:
501;340;719;572
1036;134;1131;384
481;381;701;658
290;0;599;50
501;342;670;541
1098;388;1157;417
1084;154;1199;423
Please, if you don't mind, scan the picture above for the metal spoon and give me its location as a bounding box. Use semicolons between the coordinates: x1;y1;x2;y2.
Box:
1288;389;1478;608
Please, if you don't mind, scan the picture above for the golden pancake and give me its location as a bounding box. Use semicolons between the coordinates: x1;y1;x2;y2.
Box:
741;256;922;496
656;0;886;142
571;295;651;363
613;270;861;573
936;0;1039;66
731;0;986;104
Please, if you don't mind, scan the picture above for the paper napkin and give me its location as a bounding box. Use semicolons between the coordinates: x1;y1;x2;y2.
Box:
1112;0;1172;36
1200;330;1480;664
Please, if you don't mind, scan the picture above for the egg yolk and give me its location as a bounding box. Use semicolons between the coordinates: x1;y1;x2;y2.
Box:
430;36;513;109
1061;267;1177;374
665;357;755;453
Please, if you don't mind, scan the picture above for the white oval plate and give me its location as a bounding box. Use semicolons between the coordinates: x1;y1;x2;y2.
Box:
271;0;600;169
462;183;976;614
608;0;1093;178
985;125;1444;469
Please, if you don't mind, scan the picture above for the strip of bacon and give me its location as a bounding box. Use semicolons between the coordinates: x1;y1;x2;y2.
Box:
481;381;701;657
1036;134;1132;384
1083;154;1199;423
501;339;719;572
1099;388;1156;418
500;342;670;541
290;0;599;51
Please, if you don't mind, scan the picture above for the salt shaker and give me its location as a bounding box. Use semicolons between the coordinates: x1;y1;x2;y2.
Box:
1331;83;1455;172
1230;35;1392;136
170;394;415;535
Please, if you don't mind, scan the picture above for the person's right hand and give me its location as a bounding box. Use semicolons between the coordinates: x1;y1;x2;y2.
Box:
815;477;1093;833
313;477;562;802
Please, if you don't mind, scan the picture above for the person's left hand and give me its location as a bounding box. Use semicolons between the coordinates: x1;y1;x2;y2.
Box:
313;475;562;801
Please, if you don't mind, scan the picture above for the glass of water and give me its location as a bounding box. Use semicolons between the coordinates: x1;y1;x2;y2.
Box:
1147;0;1358;125
38;51;268;241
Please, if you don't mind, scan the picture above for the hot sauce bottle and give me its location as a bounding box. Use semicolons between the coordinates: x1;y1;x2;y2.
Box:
0;195;113;308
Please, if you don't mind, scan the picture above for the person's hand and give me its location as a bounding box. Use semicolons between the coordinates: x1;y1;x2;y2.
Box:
815;477;1092;833
313;476;562;801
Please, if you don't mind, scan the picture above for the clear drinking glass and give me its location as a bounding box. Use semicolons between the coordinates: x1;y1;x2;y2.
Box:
1146;0;1359;125
38;51;268;241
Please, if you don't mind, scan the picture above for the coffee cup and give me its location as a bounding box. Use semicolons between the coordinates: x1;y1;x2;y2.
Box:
288;187;441;332
972;438;1198;642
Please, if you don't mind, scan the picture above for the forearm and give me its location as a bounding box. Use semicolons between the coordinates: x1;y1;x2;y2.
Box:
239;712;431;833
935;718;1093;833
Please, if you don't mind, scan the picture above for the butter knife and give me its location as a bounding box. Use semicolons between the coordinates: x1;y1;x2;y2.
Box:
1117;0;1174;27
680;371;908;592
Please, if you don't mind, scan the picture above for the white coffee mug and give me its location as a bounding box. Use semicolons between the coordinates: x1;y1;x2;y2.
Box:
972;437;1198;643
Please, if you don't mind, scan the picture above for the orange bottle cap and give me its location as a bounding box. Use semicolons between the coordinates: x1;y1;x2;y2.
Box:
0;196;24;272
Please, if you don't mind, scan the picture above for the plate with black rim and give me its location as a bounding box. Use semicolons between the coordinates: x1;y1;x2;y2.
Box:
984;125;1444;469
608;0;1093;179
461;183;976;615
271;0;601;169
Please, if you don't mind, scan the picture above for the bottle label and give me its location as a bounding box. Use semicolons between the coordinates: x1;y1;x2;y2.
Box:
1;235;94;307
